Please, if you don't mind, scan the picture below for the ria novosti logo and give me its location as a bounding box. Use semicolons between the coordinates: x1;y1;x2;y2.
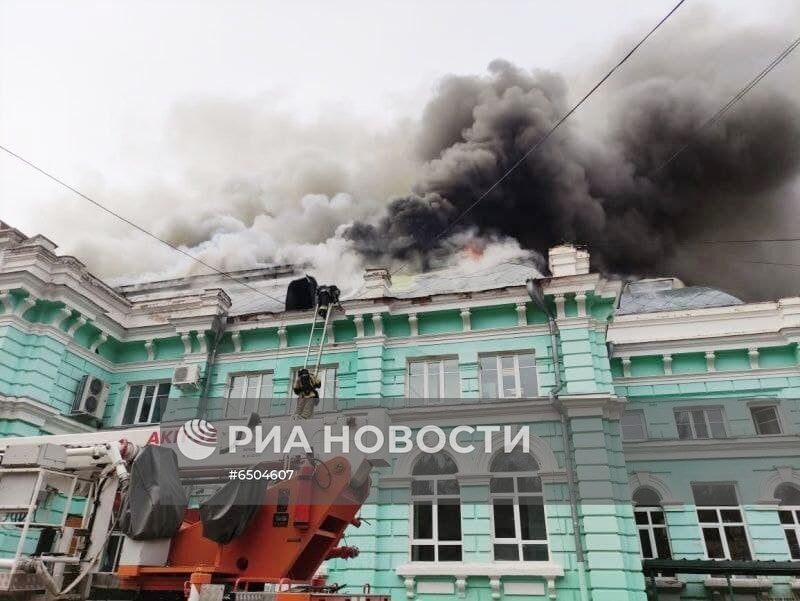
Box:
176;419;217;461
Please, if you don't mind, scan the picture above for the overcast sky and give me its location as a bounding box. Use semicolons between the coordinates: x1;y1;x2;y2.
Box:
1;0;798;298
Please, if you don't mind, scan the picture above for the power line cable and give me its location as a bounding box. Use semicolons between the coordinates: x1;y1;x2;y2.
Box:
650;33;800;176
0;144;286;306
389;0;688;276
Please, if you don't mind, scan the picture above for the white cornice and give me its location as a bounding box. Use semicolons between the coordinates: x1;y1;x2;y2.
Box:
0;395;96;434
389;398;559;427
614;366;800;386
624;434;800;461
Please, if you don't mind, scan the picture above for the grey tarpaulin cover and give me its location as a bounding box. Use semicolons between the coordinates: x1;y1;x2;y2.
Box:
121;445;188;540
200;477;269;544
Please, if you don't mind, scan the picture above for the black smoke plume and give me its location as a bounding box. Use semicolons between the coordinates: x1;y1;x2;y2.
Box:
346;54;800;295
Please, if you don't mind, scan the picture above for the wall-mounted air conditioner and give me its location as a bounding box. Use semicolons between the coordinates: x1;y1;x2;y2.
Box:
172;364;201;390
71;375;109;420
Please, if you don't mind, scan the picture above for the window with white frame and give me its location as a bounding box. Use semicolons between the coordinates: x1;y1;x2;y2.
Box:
490;447;548;561
99;532;124;572
408;357;460;401
692;483;752;560
226;371;273;418
410;452;462;562
750;405;782;435
633;488;671;560
479;352;537;399
675;408;726;440
621;412;648;441
776;483;800;560
287;366;337;414
121;382;170;425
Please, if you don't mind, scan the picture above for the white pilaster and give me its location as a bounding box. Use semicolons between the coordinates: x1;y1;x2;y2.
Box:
53;306;72;328
231;331;242;353
196;331;208;354
14;295;36;317
353;315;364;338
180;332;193;354
705;350;716;372
144;339;155;361
67;315;88;337
621;356;632;378
662;354;673;375
89;332;108;353
277;326;287;349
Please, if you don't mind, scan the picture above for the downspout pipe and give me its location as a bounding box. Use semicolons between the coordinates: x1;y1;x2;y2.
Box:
199;311;228;420
526;278;589;601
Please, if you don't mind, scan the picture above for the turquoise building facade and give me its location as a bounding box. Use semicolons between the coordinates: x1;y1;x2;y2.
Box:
0;222;798;600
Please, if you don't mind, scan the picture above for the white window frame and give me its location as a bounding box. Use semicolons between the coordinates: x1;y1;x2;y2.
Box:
778;506;800;560
674;407;727;440
478;352;538;399
120;381;171;425
407;357;460;400
409;456;462;563
489;470;548;562
621;411;648;442
692;484;753;561
634;506;671;560
226;371;274;418
287;365;337;414
749;404;783;436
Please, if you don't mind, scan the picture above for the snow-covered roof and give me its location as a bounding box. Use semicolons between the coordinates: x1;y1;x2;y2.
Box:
616;282;743;315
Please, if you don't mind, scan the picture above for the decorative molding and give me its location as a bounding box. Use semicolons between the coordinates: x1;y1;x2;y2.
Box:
13;294;37;317
403;577;414;599
53;306;72;328
408;313;418;337
625;434;800;461
490;577;501;600
460;307;471;332
515;302;527;326
89;332;108;353
575;293;587;318
277;326;287;349
231;331;242;353
757;466;800;504
621;356;632;378
0;290;12;313
67;315;88;336
615;365;800;386
144;339;155;361
196;331;208;354
662;354;673;375
353;315;364;338
705;350;716;372
180;332;193;355
370;314;381;338
0;395;96;434
554;294;566;320
748;347;759;369
455;577;466;598
629;471;682;507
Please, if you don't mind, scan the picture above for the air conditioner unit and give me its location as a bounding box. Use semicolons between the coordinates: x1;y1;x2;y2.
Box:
71;375;109;420
172;364;201;389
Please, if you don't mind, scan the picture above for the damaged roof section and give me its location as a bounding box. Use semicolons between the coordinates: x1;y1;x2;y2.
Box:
616;278;743;315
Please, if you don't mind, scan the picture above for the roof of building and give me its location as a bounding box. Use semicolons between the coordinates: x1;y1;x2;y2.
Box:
114;259;544;317
616;279;743;315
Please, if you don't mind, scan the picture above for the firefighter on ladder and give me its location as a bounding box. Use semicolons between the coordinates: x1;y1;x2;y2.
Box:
293;284;341;419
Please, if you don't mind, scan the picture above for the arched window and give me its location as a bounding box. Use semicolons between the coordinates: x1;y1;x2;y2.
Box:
776;483;800;560
633;488;671;560
411;452;462;562
490;447;548;561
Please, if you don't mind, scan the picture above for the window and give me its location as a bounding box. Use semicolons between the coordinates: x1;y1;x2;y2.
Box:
226;371;273;418
408;358;460;401
750;405;782;435
479;352;537;399
621;412;647;441
287;366;337;414
490;447;548;561
692;483;752;560
776;483;800;560
99;533;124;572
121;382;170;425
675;408;726;440
410;452;462;562
633;488;671;560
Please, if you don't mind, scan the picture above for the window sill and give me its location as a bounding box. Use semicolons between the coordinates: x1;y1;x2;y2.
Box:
704;576;771;590
396;561;563;599
651;576;684;590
